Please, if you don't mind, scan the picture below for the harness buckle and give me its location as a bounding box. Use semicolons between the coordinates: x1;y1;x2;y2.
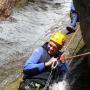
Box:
51;61;58;69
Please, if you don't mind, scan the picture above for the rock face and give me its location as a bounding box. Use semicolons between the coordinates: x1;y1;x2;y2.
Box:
67;0;90;90
0;0;13;18
0;0;28;18
67;46;90;90
74;0;90;66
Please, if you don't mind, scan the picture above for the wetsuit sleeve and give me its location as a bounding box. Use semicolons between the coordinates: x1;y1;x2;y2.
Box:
58;63;68;74
23;47;45;73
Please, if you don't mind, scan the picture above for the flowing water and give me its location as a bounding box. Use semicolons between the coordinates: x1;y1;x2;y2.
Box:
0;0;73;89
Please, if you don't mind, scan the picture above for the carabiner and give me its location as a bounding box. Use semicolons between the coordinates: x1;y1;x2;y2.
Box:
51;61;58;69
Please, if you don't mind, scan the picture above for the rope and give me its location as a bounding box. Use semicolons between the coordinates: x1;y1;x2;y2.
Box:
64;24;87;60
72;37;83;55
64;25;80;51
66;51;90;60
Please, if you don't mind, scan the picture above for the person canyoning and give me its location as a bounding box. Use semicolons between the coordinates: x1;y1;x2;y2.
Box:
18;32;68;90
66;0;78;34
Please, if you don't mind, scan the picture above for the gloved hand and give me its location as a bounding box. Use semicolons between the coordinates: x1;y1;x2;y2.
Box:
58;54;65;63
45;57;57;67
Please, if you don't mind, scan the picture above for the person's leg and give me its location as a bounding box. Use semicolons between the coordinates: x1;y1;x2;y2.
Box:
70;13;78;28
66;13;78;34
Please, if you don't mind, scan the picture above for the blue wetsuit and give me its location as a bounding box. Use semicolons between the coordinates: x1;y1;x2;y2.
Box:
23;47;67;75
23;42;68;87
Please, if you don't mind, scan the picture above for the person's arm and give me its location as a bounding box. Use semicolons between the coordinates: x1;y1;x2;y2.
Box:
23;47;45;75
58;63;68;73
58;54;68;73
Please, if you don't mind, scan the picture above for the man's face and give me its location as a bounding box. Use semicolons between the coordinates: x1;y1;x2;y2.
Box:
47;41;62;55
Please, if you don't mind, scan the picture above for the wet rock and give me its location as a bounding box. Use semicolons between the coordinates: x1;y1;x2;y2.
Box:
68;1;90;88
66;46;90;90
0;0;28;19
74;0;90;67
0;0;13;18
